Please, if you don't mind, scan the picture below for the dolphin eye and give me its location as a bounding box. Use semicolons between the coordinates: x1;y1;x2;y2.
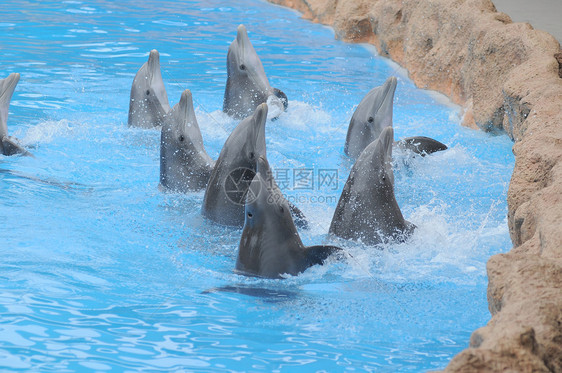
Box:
146;90;150;96
279;206;284;214
368;117;374;123
240;64;246;71
249;151;255;160
179;135;185;142
247;212;253;218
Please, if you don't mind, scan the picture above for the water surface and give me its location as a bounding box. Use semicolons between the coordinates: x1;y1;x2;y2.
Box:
0;0;514;371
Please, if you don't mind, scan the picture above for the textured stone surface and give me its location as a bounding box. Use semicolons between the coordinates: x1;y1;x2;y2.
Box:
267;0;562;371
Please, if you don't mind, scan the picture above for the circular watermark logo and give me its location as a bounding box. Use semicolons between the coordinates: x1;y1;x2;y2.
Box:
223;167;261;206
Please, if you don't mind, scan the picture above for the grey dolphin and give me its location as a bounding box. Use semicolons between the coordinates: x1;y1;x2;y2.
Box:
236;156;340;279
344;77;448;159
160;89;214;192
330;126;415;245
128;49;171;128
202;103;269;227
0;73;32;157
202;103;308;229
223;25;287;120
344;76;397;159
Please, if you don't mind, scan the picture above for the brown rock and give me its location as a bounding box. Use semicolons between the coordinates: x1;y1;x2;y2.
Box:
267;0;562;371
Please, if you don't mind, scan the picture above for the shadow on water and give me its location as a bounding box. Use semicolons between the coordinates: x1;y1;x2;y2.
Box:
202;284;300;303
0;168;91;192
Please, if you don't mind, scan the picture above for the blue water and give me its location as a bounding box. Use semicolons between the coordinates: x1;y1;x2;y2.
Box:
0;0;514;371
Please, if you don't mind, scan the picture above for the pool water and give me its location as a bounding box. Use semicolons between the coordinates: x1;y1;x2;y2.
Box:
0;0;514;371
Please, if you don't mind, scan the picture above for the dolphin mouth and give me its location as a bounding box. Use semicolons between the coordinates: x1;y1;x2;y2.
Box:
377;76;397;113
178;89;192;122
146;50;160;84
0;73;20;102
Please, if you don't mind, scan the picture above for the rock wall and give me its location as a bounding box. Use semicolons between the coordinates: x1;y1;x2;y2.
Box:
267;0;562;371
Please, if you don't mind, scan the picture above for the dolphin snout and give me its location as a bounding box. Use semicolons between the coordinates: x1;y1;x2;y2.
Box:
1;73;20;98
147;49;160;76
254;103;268;123
236;24;249;46
382;76;397;98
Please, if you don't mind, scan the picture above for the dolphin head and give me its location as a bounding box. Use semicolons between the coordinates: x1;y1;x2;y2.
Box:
237;155;302;278
230;25;271;92
161;89;209;164
201;103;268;226
160;89;213;190
361;76;397;135
221;102;268;171
0;73;20;138
128;49;171;128
224;25;276;119
243;155;291;229
345;76;397;158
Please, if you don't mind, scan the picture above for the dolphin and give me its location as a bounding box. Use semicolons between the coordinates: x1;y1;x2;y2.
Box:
344;76;447;159
330;126;415;245
160;89;214;192
128;49;171;128
202;103;269;226
345;77;397;159
223;24;287;120
0;73;32;157
202;103;308;229
236;156;340;279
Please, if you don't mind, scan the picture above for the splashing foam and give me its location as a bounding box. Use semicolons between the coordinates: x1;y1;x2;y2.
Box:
274;101;332;130
20;119;80;145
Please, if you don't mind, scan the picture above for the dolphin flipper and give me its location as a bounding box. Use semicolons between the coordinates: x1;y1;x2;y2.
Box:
304;245;341;267
272;88;288;111
2;136;32;157
396;136;447;156
288;201;309;230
